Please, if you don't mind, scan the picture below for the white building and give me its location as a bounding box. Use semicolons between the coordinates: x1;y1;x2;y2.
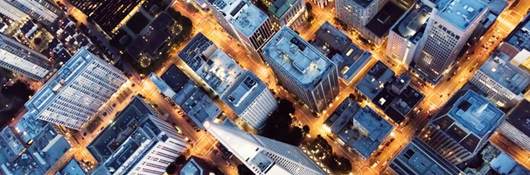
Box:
179;33;277;129
25;47;127;130
335;0;388;29
413;0;488;83
90;97;189;175
261;27;339;113
386;2;432;68
207;0;279;57
205;121;325;175
0;33;51;80
0;0;60;24
222;71;277;129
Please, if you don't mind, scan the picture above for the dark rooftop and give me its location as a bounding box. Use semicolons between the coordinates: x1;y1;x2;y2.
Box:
506;100;530;136
366;2;406;37
88;96;156;162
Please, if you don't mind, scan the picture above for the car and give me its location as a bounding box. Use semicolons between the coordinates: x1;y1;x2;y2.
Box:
174;126;183;134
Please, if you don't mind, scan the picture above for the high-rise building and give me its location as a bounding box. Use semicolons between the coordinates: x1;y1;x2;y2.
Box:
0;0;60;24
419;90;504;165
0;33;51;80
204;121;325;175
68;0;172;37
207;0;279;56
179;156;223;175
413;0;488;83
267;0;307;28
386;2;432;68
90;96;188;175
470;50;530;108
179;33;277;129
24;48;127;130
335;0;388;29
390;138;461;175
261;27;339;112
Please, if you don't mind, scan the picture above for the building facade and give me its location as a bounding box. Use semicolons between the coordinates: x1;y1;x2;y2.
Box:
268;0;307;28
419;90;504;165
90;97;189;175
25;48;127;130
0;33;51;80
470;51;530;108
0;0;60;24
413;0;488;83
335;0;388;29
386;2;432;68
207;0;279;57
205;121;325;175
261;27;339;113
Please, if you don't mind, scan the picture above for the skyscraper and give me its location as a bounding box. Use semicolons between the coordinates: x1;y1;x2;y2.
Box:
0;33;51;80
0;0;60;24
207;0;279;57
335;0;388;29
261;27;339;113
386;2;432;68
419;90;504;165
413;0;488;83
25;47;127;130
204;121;325;175
68;0;172;37
90;96;188;175
179;33;277;129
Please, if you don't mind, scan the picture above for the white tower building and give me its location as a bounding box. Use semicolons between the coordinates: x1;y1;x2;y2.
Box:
413;0;488;83
25;47;127;130
205;121;325;175
0;33;51;80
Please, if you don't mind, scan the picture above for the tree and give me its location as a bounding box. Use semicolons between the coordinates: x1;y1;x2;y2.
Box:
237;164;253;175
328;155;352;174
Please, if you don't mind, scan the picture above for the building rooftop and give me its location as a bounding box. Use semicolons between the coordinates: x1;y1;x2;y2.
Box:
438;0;487;29
312;22;372;82
327;98;393;158
210;0;269;37
1;124;71;175
351;0;377;8
92;115;174;174
505;100;530;136
0;127;25;163
356;61;395;99
179;33;244;94
56;159;86;175
479;51;530;94
392;3;432;44
506;16;530;50
447;90;504;137
391;138;461;175
262;27;335;87
88;96;157;162
149;65;221;128
365;2;407;37
180;156;222;175
268;0;298;18
222;71;267;115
